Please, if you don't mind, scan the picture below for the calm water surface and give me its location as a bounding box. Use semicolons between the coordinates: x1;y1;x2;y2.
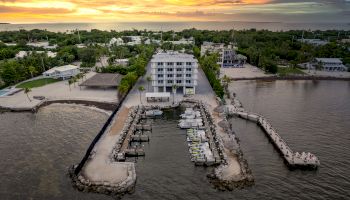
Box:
0;104;111;200
1;80;350;199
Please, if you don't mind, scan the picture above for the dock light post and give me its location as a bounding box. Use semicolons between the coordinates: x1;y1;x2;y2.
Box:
172;84;178;104
138;86;145;105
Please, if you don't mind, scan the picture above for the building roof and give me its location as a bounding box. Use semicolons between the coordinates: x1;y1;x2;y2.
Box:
43;65;78;74
16;51;57;58
145;92;171;98
151;51;197;62
315;58;343;63
80;73;123;87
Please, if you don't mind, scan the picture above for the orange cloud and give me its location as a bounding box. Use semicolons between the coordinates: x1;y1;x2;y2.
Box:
0;0;345;23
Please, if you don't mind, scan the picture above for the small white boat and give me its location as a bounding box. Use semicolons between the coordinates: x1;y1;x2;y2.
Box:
180;108;201;119
145;109;163;117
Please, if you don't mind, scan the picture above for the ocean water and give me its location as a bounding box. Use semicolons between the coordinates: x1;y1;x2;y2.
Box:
0;80;350;199
0;104;111;200
0;21;349;32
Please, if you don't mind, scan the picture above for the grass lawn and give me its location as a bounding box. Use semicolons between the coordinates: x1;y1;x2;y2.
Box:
16;78;60;89
277;67;305;76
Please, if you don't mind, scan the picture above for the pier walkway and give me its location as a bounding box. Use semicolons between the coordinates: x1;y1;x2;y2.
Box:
227;104;320;169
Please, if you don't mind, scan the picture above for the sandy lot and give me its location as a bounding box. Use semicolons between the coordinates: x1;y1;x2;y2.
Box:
220;64;271;79
0;72;118;109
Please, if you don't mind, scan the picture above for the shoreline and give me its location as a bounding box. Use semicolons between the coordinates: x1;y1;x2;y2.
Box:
0;99;118;113
230;75;350;81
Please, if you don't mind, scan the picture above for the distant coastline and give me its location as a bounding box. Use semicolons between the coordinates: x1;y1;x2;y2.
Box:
0;23;10;24
0;21;349;32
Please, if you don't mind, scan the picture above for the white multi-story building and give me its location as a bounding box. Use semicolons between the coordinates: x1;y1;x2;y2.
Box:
201;42;245;68
151;51;198;94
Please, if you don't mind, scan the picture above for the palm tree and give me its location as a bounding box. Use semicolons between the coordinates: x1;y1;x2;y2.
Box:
138;86;145;105
146;76;152;91
118;83;129;99
172;84;178;104
24;87;32;102
68;79;73;91
28;66;37;78
72;77;78;87
222;75;231;87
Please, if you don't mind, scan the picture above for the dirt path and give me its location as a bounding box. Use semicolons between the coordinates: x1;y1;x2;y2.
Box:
109;106;129;136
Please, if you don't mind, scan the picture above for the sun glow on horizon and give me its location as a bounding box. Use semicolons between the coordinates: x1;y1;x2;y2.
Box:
0;0;348;23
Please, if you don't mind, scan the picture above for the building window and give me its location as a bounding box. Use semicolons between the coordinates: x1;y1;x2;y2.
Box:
186;68;192;71
176;74;182;78
157;62;164;66
176;62;183;66
186;62;192;66
176;68;182;72
167;68;173;72
157;68;163;72
186;74;191;78
167;74;173;78
158;74;163;78
186;80;191;84
167;62;173;66
167;80;173;84
176;80;182;84
158;80;163;84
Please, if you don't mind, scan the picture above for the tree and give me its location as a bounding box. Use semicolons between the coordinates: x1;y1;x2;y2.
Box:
28;66;37;78
146;76;152;91
24;87;32;102
118;82;129;99
72;77;78;87
172;85;178;104
68;79;73;91
78;48;97;67
138;86;145;105
221;75;231;94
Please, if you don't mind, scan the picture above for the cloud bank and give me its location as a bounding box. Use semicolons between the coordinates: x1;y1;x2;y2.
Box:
0;0;349;23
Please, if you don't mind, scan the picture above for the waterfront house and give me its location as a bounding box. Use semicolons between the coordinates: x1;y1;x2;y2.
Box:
312;58;346;71
15;51;57;59
27;41;57;49
43;65;79;80
200;42;245;68
109;37;124;46
114;59;129;66
150;51;198;94
170;37;195;45
297;39;328;46
125;36;142;46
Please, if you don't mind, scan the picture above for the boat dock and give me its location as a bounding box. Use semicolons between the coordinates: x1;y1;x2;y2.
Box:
179;104;222;166
199;104;222;165
228;106;320;169
113;106;152;161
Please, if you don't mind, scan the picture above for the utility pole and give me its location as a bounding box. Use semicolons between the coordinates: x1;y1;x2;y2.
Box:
302;30;304;41
160;27;163;46
77;29;81;43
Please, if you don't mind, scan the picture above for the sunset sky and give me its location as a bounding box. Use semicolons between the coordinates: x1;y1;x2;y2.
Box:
0;0;349;23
